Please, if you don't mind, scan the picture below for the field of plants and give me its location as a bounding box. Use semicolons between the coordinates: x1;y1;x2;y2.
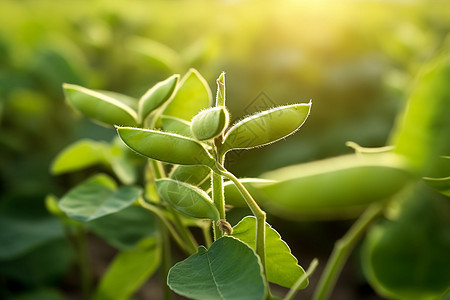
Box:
0;0;449;299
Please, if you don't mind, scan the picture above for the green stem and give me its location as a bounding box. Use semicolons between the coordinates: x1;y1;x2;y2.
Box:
216;166;267;274
75;225;91;299
167;205;198;254
160;222;173;300
202;222;213;248
312;203;385;300
284;258;319;300
212;161;226;240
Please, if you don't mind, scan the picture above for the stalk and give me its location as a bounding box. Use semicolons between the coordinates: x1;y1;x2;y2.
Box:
75;225;91;299
312;203;385;300
212;150;226;239
284;258;319;300
160;223;173;300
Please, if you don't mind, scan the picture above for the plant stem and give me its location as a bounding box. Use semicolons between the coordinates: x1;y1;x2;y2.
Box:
216;166;267;273
75;225;91;299
167;205;198;254
212;156;226;240
160;222;173;300
312;203;385;300
284;258;319;300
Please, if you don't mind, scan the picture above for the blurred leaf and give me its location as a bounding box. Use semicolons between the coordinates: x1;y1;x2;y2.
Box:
0;239;73;285
107;137;140;185
361;183;450;300
423;176;450;197
257;154;412;219
168;236;266;300
161;115;193;137
232;216;308;289
0;214;63;260
87;205;157;250
59;174;142;222
63;84;138;127
51;139;106;175
390;50;450;177
94;237;161;300
163;69;212;121
6;288;64;300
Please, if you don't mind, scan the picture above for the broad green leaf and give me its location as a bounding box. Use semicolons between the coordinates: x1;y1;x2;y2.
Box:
156;178;219;221
169;165;211;186
168;236;266;300
116;127;216;167
51;139;106;175
0;215;63;259
361;183;450;300
163;69;212;121
138;74;179;123
87;206;157;250
389;50;450;176
94;237;161;300
232;216;308;289
59;174;142;222
63;83;138;127
161;115;193;137
221;102;311;155
257;154;412;219
191;107;229;141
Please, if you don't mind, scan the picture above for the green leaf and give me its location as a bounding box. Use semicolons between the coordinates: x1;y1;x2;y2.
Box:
58;174;142;222
108;137;140;185
138;74;179;123
161;115;193;137
94;237;161;300
232;216;308;289
257;154;412;219
63;83;138;127
156;178;219;221
7;288;65;300
361;183;450;300
389;50;450;176
163;68;212;121
221;102;311;154
87;206;157;250
51;139;106;175
116;126;216;167
169;165;211;186
168;236;266;300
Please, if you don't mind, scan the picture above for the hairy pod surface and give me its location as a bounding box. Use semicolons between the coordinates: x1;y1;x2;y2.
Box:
156;179;219;221
63;84;138;127
116;127;215;167
221;102;311;154
138;74;179;123
257;154;413;219
190;107;229;141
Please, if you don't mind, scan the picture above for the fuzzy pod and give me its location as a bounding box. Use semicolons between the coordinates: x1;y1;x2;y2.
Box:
190;106;230;141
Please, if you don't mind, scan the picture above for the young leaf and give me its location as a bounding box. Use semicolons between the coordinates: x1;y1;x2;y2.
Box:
94;237;161;300
51;139;106;175
163;68;212;121
168;236;266;300
156;178;219;221
169;165;211;186
161;115;193;137
257;153;412;219
63;84;138;127
58;174;142;222
361;183;450;300
191;106;230;141
232;216;308;289
116;126;216;167
138;74;179;123
221;102;311;154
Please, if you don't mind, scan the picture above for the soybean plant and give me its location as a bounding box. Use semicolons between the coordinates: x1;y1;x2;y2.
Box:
52;69;314;300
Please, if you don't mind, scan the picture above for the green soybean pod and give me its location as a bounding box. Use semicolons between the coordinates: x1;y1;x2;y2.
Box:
63;83;138;127
116;127;216;167
138;74;179;124
190;107;230;141
156;178;219;221
169;165;211;186
221;102;311;154
255;154;413;219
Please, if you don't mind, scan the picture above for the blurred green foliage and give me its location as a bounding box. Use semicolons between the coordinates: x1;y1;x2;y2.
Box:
0;0;449;298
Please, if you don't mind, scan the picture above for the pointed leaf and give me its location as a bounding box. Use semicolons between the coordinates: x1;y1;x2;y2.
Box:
59;174;142;222
94;237;161;300
138;74;179;123
116;126;216;167
163;69;212;121
156;178;219;221
168;236;266;300
51;139;106;175
63;83;138;127
361;183;450;300
232;216;308;289
221;102;311;154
